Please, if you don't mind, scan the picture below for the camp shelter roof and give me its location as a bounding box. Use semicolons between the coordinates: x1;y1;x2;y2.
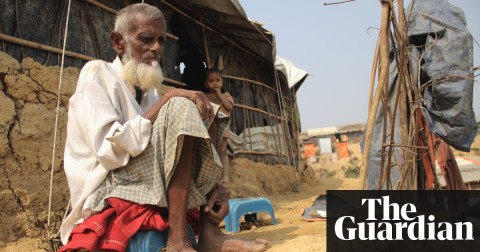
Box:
275;56;309;90
176;0;276;64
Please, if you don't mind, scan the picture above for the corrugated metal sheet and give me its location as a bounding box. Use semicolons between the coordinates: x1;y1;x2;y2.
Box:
318;138;332;154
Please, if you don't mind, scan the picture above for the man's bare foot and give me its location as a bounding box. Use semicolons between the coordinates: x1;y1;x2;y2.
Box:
166;233;197;252
198;221;268;252
221;238;268;252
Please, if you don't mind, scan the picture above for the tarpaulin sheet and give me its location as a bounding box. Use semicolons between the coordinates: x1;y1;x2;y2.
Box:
408;0;477;151
366;0;477;189
337;142;350;159
304;143;316;158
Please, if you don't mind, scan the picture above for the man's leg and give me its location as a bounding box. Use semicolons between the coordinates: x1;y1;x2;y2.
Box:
218;137;230;183
166;135;197;252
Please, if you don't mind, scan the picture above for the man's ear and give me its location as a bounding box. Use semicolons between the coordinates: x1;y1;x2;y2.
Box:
111;31;126;56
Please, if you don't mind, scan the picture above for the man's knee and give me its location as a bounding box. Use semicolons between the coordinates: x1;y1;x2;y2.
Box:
168;96;194;106
165;97;198;113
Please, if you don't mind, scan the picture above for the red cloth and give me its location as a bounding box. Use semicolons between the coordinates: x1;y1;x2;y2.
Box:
435;139;467;190
416;110;436;189
59;198;172;252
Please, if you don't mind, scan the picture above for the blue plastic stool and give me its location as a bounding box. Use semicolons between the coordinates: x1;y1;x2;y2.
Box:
224;197;277;233
126;225;197;252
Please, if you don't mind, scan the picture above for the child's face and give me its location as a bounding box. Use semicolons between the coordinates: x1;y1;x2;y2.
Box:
205;72;223;91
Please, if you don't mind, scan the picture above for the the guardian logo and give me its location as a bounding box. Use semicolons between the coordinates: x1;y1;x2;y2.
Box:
334;196;474;241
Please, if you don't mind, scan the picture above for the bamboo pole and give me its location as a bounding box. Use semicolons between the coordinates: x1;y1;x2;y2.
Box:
235;150;285;156
0;32;187;87
360;0;391;190
0;33;97;61
234;103;286;121
200;16;211;68
85;0;116;14
223;75;278;93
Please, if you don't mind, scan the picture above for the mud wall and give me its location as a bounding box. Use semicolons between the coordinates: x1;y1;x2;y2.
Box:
0;51;77;246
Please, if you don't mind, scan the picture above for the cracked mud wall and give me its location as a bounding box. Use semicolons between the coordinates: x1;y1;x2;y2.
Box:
0;51;78;246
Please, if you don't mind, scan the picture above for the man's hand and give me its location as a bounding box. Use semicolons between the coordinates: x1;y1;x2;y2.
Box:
204;183;229;225
180;89;213;121
143;88;213;123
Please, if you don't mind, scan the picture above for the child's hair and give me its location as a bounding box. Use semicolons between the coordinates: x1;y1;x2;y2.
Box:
205;67;222;78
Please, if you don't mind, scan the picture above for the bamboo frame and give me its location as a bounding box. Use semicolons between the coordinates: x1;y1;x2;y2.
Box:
3;0;296;164
159;0;269;64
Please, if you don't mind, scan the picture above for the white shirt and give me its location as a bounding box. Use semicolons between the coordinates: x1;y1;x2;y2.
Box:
60;57;159;244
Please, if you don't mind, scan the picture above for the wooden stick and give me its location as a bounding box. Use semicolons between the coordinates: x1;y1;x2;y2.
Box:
324;0;355;6
383;144;427;149
368;37;380;111
163;78;187;87
360;0;391;190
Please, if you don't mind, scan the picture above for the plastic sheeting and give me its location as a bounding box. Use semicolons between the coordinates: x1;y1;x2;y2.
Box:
366;0;477;189
408;0;477;151
275;56;309;89
227;124;288;156
304;143;316;158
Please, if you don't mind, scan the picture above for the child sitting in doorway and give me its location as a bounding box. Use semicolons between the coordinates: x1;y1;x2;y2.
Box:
204;68;234;183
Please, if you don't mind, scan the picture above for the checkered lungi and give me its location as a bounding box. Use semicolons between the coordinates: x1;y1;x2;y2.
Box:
87;97;228;211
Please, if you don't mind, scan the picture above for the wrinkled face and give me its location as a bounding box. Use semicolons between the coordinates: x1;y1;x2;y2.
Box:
205;72;223;91
125;15;166;65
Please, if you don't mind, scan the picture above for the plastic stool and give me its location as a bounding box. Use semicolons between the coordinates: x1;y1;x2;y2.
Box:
126;225;197;252
224;197;277;233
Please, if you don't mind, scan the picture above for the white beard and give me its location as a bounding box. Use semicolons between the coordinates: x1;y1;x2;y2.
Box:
121;55;164;92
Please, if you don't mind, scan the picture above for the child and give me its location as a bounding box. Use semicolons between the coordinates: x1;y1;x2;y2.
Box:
204;68;234;183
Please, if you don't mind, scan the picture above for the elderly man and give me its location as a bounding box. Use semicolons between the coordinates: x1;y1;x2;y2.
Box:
59;3;267;252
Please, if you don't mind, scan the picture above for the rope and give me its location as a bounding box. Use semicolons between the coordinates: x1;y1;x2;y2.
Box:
47;0;72;234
